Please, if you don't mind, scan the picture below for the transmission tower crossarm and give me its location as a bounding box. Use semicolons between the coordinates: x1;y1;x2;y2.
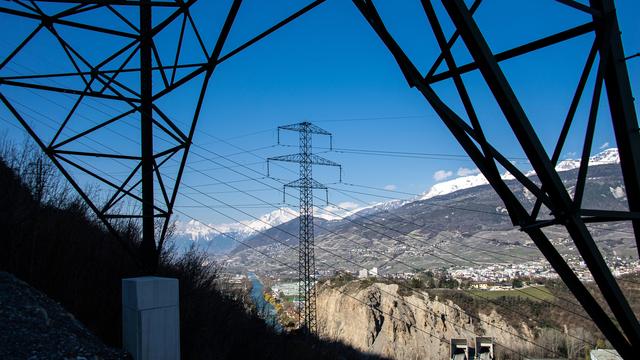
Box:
268;153;340;167
268;153;304;164
278;122;332;135
284;178;327;190
277;121;334;149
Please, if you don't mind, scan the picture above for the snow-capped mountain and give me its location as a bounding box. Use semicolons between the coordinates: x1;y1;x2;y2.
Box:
172;206;352;254
174;208;297;241
555;148;620;171
420;172;490;200
232;149;632;273
175;219;219;241
418;148;620;201
235;207;298;235
347;199;409;217
174;205;357;241
172;148;621;255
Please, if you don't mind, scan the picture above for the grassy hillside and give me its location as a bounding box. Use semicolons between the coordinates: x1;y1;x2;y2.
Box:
468;286;556;302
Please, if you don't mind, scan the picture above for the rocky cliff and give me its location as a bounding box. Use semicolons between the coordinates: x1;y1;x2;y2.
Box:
316;282;541;360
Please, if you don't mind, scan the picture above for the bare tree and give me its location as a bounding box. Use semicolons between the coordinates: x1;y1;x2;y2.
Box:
1;137;72;207
565;326;592;360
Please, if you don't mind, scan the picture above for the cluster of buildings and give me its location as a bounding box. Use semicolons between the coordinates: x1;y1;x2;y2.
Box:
450;261;557;283
271;282;299;299
224;254;639;297
449;256;640;284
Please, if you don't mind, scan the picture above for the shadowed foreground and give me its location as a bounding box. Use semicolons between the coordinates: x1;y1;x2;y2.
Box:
0;145;389;359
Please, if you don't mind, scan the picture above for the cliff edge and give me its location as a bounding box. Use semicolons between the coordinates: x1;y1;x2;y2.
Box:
317;282;538;360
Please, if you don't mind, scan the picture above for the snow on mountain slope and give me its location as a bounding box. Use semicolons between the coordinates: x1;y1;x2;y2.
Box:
420;172;490;200
174;208;298;242
348;198;410;216
419;148;619;200
555;148;619;171
174;205;351;242
236;207;298;234
174;219;218;241
174;148;621;242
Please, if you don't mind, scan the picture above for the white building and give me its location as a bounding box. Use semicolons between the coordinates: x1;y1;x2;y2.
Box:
358;267;379;278
358;269;368;279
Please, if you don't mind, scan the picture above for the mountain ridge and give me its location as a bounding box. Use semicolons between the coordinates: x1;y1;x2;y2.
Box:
173;148;623;256
227;148;633;273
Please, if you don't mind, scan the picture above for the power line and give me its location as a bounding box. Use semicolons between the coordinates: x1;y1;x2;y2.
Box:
331;187;536;263
180;187;275;195
183;146;596;334
1;57;598;350
337;182;510;218
178;130;595;315
165;210;482;358
192;143;545;271
175;204;280;209
165;115;434;147
188;155;544;282
1;113;590;355
0;98;592;319
190;149;474;266
178;120;625;331
165;169;574;356
0;105;528;274
172;164;592;355
335;182;640;265
279;144;529;161
315;114;429;123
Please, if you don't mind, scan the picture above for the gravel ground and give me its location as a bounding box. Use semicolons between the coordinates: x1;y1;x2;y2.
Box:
0;272;129;360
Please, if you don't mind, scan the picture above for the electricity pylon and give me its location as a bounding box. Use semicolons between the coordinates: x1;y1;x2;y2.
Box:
0;1;324;273
268;122;341;336
353;0;640;356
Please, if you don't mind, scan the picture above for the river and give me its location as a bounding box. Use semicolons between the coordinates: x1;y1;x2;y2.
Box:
248;272;282;332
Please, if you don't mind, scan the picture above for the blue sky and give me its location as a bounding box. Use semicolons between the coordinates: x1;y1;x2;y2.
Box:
0;0;639;225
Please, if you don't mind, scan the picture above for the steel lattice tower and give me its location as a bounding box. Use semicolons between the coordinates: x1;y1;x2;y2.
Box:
268;122;341;335
353;0;640;356
3;1;640;355
0;0;324;273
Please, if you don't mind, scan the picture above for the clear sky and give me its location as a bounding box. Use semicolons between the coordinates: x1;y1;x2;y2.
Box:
0;0;639;226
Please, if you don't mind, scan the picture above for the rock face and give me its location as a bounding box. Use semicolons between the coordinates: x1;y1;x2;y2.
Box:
317;283;536;360
0;272;127;360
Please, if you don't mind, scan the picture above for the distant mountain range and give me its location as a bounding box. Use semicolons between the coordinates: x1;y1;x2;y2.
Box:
171;148;632;268
171;205;357;254
171;208;297;254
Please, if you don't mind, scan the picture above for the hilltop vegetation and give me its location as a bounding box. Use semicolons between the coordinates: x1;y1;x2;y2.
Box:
0;141;385;359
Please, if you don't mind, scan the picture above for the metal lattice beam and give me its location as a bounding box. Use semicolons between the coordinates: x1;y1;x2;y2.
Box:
353;0;640;356
0;0;326;272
